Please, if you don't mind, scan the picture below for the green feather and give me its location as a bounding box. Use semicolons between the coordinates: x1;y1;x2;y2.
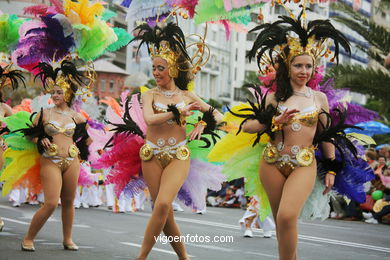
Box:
0;14;26;53
106;27;133;52
101;9;117;21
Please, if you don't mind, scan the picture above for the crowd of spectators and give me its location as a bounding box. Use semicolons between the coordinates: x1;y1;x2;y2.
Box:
206;143;390;225
329;144;390;224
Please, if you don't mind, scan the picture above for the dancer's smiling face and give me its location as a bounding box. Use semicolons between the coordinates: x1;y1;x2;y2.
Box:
51;85;66;106
289;54;314;87
152;57;172;87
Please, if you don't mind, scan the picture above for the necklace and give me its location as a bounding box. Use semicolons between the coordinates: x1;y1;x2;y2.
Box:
53;108;71;116
293;87;312;98
157;86;178;98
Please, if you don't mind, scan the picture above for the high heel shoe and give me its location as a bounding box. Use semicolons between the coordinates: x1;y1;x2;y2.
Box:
0;219;4;232
21;241;35;252
63;243;79;251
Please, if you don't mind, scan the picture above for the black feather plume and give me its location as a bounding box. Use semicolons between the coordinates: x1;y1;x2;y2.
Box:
227;86;276;146
0;64;26;90
104;97;144;149
190;107;223;148
33;60;86;92
314;108;362;160
130;22;190;62
14;108;52;154
247;12;351;70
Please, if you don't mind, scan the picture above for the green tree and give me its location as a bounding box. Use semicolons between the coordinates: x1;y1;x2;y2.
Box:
327;1;390;120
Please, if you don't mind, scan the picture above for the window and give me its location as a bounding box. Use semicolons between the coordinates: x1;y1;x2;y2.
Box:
274;5;287;15
101;79;106;92
132;46;138;58
110;80;114;93
250;13;259;23
246;32;257;42
212;31;217;42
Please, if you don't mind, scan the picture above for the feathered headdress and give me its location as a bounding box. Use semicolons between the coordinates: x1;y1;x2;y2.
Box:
131;22;209;76
247;10;351;73
33;58;94;102
12;0;132;101
131;22;189;78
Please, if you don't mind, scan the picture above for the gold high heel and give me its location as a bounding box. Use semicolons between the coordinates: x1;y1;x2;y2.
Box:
21;240;35;252
63;243;79;251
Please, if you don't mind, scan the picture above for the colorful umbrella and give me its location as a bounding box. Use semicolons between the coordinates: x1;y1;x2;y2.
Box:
345;121;390;137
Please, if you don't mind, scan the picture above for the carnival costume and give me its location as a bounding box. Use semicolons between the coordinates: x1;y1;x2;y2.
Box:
209;10;376;221
0;0;132;196
93;22;225;210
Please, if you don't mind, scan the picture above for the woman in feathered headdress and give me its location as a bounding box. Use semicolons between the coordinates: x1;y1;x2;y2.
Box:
231;10;360;260
2;0;133;251
3;9;93;251
12;58;92;252
128;22;223;260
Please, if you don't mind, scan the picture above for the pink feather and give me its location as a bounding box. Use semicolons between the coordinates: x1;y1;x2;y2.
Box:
49;0;65;14
106;106;123;125
121;90;130;105
129;94;147;134
18;20;46;38
224;0;233;11
380;175;390;189
87;127;113;164
94;133;144;197
78;163;95;186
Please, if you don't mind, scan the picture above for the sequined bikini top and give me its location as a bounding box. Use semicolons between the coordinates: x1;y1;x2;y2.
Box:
278;105;319;128
44;121;76;137
152;101;186;114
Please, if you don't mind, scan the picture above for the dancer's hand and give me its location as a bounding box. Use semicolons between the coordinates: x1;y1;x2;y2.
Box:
323;173;335;195
274;108;299;124
181;102;201;117
188;122;206;141
40;137;52;149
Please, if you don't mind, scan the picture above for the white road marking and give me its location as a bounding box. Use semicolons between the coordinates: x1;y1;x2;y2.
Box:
120;242;195;257
0;204;21;211
298;234;390;253
2;217;29;225
131;212;390;253
3;205;389;254
73;224;91;228
186;242;236;252
40;242;94;249
299;221;352;230
246;251;279;258
0;232;17;236
102;229;128;234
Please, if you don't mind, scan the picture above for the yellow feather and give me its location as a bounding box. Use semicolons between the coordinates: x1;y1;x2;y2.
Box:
347;133;376;145
209;102;269;162
64;0;105;26
140;86;150;93
0;149;39;196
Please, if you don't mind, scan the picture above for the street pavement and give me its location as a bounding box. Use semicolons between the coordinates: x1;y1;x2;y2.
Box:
0;196;389;260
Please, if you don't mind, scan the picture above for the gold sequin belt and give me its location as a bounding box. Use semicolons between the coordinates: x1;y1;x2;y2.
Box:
44;143;79;158
263;143;315;176
139;139;190;168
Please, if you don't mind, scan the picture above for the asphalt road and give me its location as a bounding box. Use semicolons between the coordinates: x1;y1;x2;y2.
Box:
0;196;389;260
